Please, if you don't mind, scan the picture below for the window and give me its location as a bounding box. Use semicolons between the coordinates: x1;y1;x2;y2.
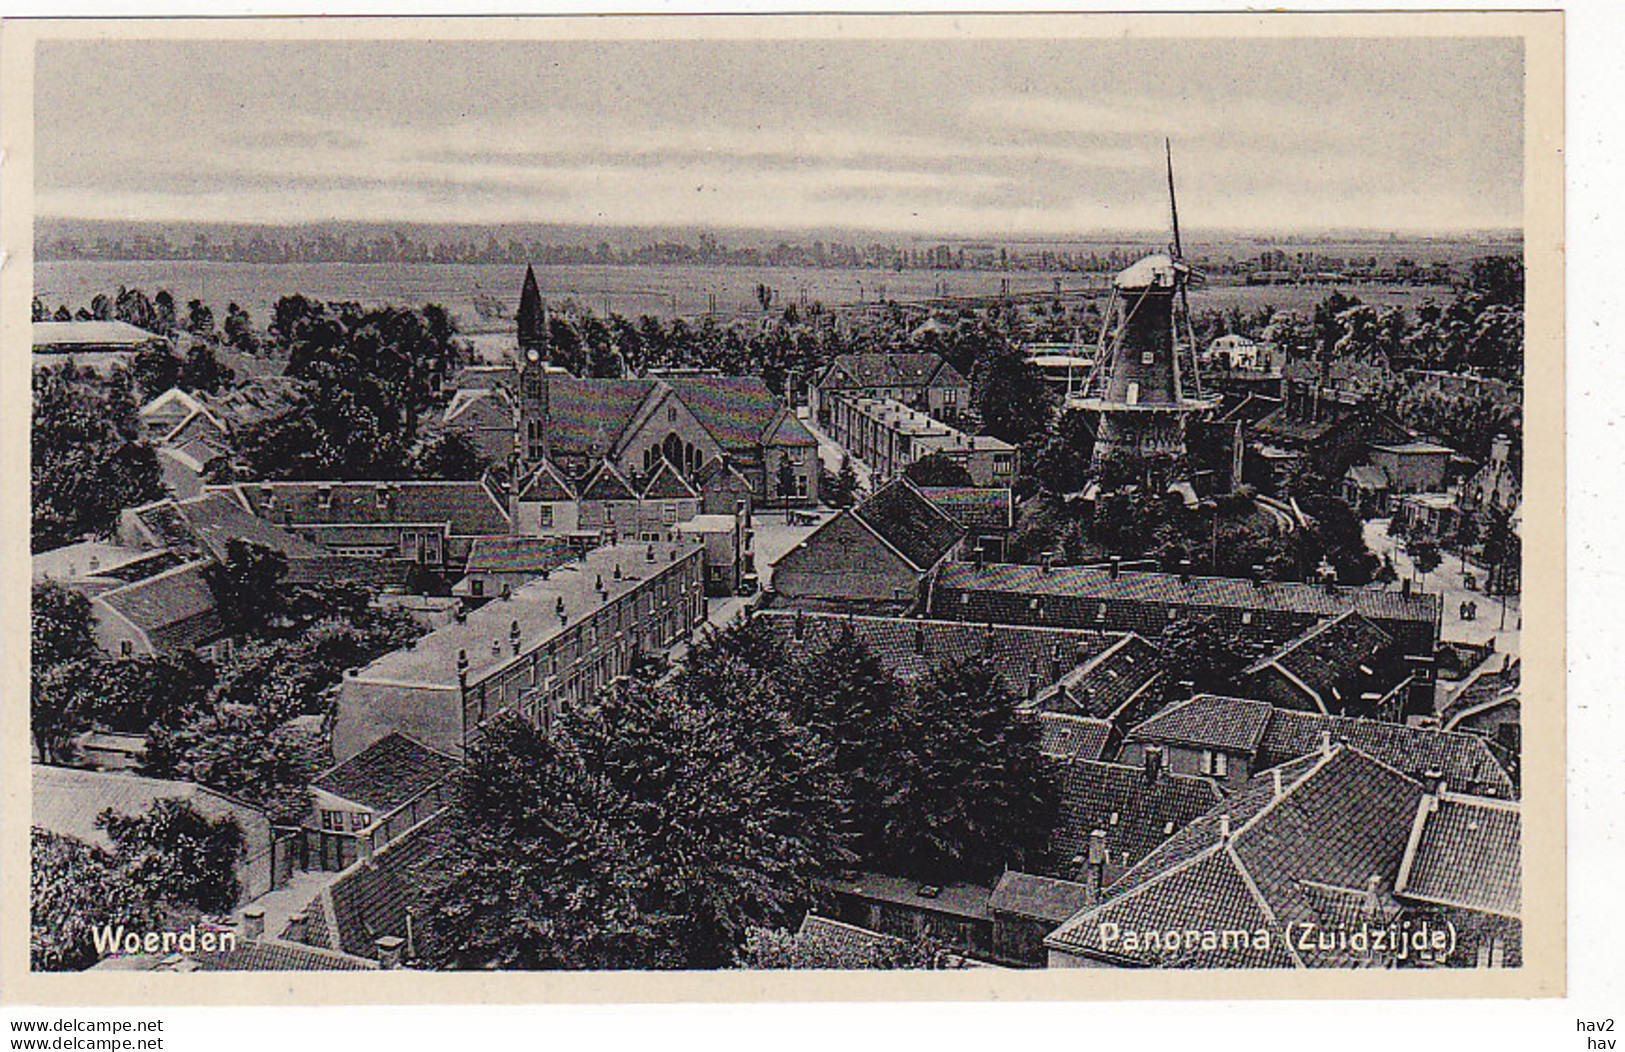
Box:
1241;611;1254;625
1202;751;1228;777
471;579;484;598
321;810;343;831
668;406;677;422
120;640;134;658
537;505;553;529
349;811;370;831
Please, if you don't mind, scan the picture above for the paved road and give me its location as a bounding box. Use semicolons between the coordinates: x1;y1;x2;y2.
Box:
1363;517;1520;654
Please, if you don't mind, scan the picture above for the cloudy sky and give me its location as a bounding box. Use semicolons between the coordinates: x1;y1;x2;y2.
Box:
34;34;1523;236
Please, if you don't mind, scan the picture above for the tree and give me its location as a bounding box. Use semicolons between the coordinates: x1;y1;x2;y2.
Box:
874;658;1057;883
206;539;289;634
776;458;798;510
222;302;260;355
31;829;160;972
32;295;45;321
32;365;164;551
130;347;184;400
32;581;96;761
972;343;1054;449
1408;539;1442;592
185;299;216;339
903;452;974;488
825;455;859;508
1158;615;1260;706
412;430;490;481
98;798;245;913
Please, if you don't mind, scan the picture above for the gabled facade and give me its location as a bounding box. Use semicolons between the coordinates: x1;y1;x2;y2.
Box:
809;352;970;426
302;733;459;872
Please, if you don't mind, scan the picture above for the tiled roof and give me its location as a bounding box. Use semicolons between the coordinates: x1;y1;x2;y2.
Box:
1047;760;1222;880
32;765;266;852
131;492;327;563
821;352;959;390
1049;746;1427;967
918;487;1015;531
794;914;904;961
96;560;222;647
852;478;964;571
184;939;377;971
312;734;459;814
694;455;754;490
662;374;792;451
764;410;819;448
640;459;700;500
1345;464;1389;489
1259;708;1515;799
753;610;1116;697
1395;793;1520;919
1252;407;1339;445
579;460;639;501
197;377;305;432
544;376;654;458
988;871;1095;924
1038;713;1114;763
230;480;511;536
1033;634;1163;721
515;459;577;502
1242;610;1393;707
1442;658;1520;731
322;812;457;960
1127;695;1274;755
444;386;512;426
933;561;1442;625
463;535;572;575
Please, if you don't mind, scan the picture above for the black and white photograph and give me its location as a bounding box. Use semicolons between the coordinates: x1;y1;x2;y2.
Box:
9;13;1561;1002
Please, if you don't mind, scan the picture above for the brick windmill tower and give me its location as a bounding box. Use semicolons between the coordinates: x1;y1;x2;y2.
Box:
1071;140;1213;464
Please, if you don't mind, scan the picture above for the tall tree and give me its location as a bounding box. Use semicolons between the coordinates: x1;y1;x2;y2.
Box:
903;452;974;488
31;830;160;972
98;798;245;913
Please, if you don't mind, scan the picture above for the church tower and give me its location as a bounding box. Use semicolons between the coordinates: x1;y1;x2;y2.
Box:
517;266;550;474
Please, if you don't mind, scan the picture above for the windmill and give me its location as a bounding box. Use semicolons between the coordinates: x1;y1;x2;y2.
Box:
1070;139;1213;464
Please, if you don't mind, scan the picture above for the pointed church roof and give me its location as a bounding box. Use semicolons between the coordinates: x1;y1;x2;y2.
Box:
641;459;699;500
579;460;638;501
516;458;577;502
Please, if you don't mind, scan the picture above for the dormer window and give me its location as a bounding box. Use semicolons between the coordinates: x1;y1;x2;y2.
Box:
317;486;333;511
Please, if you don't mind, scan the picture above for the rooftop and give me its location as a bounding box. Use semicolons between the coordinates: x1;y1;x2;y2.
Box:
1395;792;1520;919
825;871;992;922
227;479;511;536
1037;713;1114;763
988;871;1096;924
917;487;1015;531
33;765;263;852
821;352;963;390
933;561;1443;625
1127;694;1274;755
1048;758;1222;881
851;478;966;571
311;734;459;814
352;540;700;688
34;320;164;348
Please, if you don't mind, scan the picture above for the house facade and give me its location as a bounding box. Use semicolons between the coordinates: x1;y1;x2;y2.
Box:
825;395;1018;487
809;352;970;426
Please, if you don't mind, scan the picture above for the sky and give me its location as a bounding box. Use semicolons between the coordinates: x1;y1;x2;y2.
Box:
33;34;1524;237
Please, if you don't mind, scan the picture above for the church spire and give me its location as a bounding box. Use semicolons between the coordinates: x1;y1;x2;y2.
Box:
517;264;546;353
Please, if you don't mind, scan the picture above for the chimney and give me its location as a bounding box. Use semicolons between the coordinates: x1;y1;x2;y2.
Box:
646;544;656;562
1109;555;1122;579
1250;564;1264;589
456;649;469;686
1143;744;1165;785
1179;559;1192;583
596;573;604;592
240;906;265;942
509;619;521;656
1085;828;1109;902
793;610;805;640
1026;670;1039;701
1218;814;1232;841
1423;767;1445;795
490;638;501;657
1363;874;1382;918
1319;729;1333;757
913;625;926;655
1271;767;1284;799
501;582;512;602
614;564;622;581
375;935;405;970
1401;578;1412;598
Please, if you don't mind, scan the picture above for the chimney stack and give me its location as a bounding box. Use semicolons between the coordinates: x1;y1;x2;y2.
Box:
1363;874;1382;918
1179;559;1192;584
1143;744;1165;785
1271;767;1284;799
240;906;265;942
510;619;521;655
1218;813;1232;841
375;935;405;970
1319;729;1333;757
1110;555;1122;579
913;625;926;655
1423;767;1445;795
1085;828;1109;902
456;649;469;686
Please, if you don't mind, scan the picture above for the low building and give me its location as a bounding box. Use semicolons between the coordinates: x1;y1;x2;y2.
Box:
1394;491;1459;541
926;560;1442;658
988;871;1096;967
918;486;1014;561
1023;351;1094;402
677;511;751;596
754;609;1121;699
822;871;996;962
451;535;573;601
302;733;459;872
220;478;512;575
825;395;1017;487
1236;610;1410;718
1038;713;1116;764
770;478;964;610
32;764;274;902
333;540;706;762
33;320;165;373
1118;694;1272;793
67;731;150;772
1369;440;1455;494
88;559;224;659
440;386;515;464
809;352;970;426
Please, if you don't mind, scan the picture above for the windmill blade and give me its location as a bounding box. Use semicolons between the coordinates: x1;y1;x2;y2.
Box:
1166;137;1183;262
